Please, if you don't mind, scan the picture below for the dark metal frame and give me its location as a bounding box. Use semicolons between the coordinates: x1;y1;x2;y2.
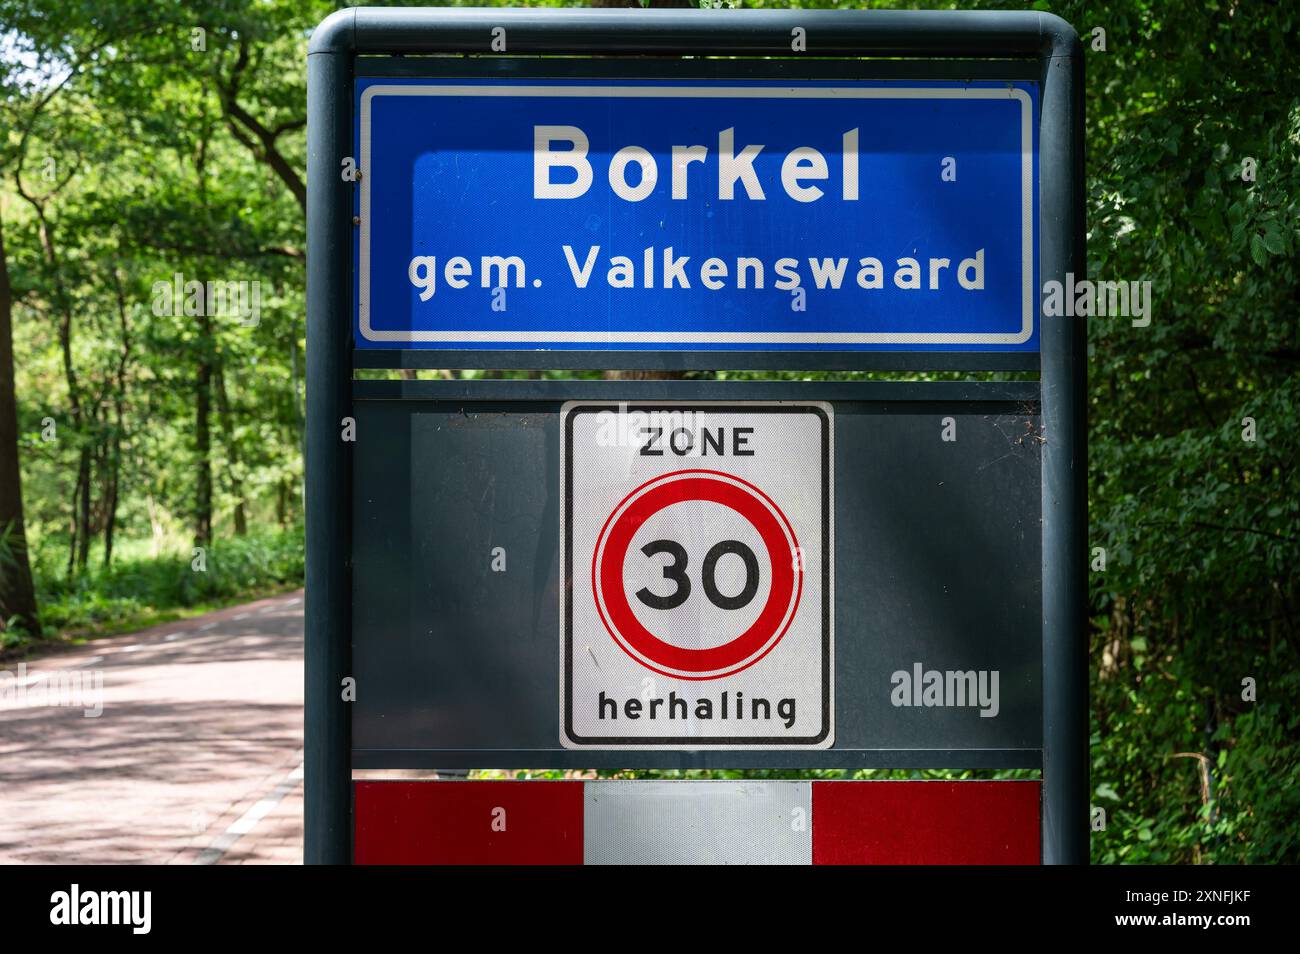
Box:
351;379;1041;404
307;7;1085;865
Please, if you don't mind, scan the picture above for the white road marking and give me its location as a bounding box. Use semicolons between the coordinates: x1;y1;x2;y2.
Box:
233;613;250;621
195;756;305;865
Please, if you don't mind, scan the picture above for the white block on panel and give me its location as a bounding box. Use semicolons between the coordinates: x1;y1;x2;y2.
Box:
584;781;812;865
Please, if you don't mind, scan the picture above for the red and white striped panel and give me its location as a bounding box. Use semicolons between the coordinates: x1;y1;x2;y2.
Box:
354;780;1039;865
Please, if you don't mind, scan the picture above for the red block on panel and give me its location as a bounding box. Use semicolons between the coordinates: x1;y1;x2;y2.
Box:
812;781;1040;865
354;781;584;865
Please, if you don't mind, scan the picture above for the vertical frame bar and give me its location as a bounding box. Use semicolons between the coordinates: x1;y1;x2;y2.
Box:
306;11;355;866
1038;25;1088;864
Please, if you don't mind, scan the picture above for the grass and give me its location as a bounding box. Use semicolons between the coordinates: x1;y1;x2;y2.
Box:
1;526;304;652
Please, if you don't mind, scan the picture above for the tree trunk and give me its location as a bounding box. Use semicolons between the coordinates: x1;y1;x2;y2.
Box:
276;477;288;528
601;369;690;381
146;493;165;558
34;207;93;576
74;443;92;570
194;311;213;547
104;265;131;568
66;468;78;577
0;212;41;636
214;359;247;535
102;438;119;568
290;332;305;518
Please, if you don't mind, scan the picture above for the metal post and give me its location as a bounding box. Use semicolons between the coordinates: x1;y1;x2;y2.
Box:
1038;23;1088;864
305;13;354;865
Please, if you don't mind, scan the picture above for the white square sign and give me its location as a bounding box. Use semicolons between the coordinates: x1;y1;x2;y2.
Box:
561;402;832;749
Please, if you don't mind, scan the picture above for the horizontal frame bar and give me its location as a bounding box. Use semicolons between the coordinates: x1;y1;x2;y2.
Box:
356;56;1041;82
354;350;1042;374
351;378;1041;404
352;749;1042;771
313;8;1080;59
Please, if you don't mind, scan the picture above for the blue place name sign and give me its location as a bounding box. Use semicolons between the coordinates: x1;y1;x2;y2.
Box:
353;78;1039;352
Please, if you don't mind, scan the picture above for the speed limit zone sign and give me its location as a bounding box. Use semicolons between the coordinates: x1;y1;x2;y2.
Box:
561;402;832;748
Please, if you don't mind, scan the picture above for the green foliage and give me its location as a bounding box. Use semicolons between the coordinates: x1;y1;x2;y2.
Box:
32;526;303;637
1056;0;1300;864
1;0;316;642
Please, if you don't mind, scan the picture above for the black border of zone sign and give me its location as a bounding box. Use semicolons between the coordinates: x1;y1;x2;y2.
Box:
561;402;833;748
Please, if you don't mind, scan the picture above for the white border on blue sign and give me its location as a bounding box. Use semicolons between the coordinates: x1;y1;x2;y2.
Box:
357;84;1035;346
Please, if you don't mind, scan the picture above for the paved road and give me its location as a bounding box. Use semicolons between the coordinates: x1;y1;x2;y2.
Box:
0;591;304;864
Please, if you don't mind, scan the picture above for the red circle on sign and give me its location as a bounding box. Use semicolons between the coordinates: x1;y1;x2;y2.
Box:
592;469;802;680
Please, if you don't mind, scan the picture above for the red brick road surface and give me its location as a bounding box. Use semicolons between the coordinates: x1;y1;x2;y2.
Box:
0;591;304;864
